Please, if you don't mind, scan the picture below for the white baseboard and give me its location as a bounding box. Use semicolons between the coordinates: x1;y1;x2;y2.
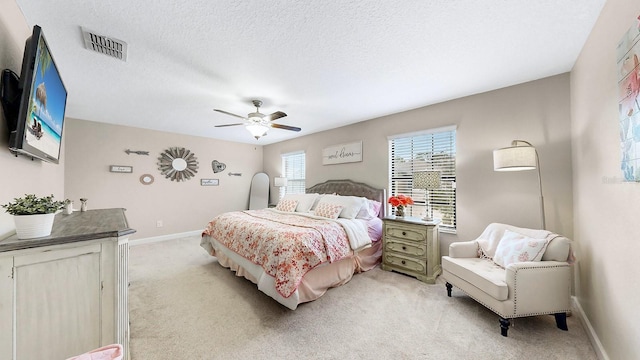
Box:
130;230;202;247
572;296;609;360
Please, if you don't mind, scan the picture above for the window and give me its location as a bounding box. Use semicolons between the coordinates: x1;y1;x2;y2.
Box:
389;126;457;232
281;151;306;198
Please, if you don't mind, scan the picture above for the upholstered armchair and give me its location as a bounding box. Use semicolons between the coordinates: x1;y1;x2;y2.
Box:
442;223;573;337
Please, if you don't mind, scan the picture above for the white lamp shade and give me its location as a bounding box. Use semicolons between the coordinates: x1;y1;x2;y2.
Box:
413;171;441;189
493;146;536;171
274;177;288;187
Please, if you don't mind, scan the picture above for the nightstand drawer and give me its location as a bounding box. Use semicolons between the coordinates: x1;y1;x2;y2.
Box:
383;253;427;274
384;239;426;257
385;225;426;243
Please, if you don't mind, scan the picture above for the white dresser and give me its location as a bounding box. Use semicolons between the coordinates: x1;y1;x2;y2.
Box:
0;208;134;360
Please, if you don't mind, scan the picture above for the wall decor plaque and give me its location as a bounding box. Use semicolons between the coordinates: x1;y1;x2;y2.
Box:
212;160;226;173
201;179;219;186
110;165;133;173
322;141;363;165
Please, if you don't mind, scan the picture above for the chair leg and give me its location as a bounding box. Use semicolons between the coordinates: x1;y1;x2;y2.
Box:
446;282;452;297
499;317;510;337
554;313;568;331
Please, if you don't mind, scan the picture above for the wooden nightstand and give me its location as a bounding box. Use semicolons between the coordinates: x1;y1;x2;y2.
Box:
381;216;441;283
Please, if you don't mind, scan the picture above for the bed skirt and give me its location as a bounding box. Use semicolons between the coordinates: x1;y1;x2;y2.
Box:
201;235;382;310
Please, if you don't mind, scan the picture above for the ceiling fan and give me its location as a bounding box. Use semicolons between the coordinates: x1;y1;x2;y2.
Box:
214;100;301;139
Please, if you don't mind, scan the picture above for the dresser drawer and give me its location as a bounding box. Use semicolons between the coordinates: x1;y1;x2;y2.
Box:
383;253;427;274
385;225;426;243
384;239;426;257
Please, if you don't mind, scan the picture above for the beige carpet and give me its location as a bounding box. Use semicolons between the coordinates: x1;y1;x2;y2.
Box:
129;236;597;360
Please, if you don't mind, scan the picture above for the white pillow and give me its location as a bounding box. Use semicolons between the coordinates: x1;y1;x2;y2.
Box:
281;193;319;213
315;195;367;219
310;194;326;211
493;229;549;268
356;199;382;220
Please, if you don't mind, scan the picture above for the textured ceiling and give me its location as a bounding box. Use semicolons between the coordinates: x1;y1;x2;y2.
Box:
14;0;606;145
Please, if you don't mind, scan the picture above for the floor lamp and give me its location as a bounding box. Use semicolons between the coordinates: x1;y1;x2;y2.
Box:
493;140;545;229
413;171;441;221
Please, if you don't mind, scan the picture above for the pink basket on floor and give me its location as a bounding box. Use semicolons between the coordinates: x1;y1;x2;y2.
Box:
65;344;123;360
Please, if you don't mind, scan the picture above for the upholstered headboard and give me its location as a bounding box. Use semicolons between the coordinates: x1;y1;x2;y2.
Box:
306;179;387;218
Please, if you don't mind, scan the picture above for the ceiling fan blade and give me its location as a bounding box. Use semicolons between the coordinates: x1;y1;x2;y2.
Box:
265;111;287;121
215;123;245;127
214;109;247;120
270;123;301;132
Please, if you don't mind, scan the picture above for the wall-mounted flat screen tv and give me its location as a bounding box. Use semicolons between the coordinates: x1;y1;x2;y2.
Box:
1;25;67;164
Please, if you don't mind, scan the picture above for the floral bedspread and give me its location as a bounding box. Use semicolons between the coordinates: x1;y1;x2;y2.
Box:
202;209;352;298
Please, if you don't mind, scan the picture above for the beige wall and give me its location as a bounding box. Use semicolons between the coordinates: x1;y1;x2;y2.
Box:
0;0;65;240
571;0;640;358
264;74;573;250
64;118;263;239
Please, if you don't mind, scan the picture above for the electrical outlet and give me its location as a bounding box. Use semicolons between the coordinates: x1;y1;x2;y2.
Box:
156;220;163;228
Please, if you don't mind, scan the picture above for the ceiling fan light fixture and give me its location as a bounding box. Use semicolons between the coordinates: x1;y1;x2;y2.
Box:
246;124;269;139
214;99;299;139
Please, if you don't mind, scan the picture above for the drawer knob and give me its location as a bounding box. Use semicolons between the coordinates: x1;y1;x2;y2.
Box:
401;260;406;265
402;246;407;250
402;231;407;236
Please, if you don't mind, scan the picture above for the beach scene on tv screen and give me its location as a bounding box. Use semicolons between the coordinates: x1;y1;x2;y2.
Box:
23;36;66;159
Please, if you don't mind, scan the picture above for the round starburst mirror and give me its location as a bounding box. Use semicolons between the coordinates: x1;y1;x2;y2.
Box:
157;147;199;182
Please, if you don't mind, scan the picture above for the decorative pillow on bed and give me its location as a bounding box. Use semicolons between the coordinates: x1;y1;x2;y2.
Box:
493;229;549;268
281;193;319;213
275;199;299;212
356;199;382;220
314;202;344;219
315;195;367;219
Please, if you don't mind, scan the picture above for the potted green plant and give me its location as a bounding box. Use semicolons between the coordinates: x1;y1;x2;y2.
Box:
2;194;65;239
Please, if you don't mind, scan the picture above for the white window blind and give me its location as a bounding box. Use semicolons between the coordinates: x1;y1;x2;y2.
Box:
389;127;457;232
281;151;306;196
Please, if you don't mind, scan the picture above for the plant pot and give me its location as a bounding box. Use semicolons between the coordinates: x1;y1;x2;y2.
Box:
13;213;56;239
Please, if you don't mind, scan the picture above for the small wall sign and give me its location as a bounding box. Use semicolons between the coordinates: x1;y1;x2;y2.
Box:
201;179;219;186
322;141;363;165
110;165;133;173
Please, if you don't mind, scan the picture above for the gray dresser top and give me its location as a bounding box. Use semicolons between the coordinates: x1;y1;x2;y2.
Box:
0;208;136;252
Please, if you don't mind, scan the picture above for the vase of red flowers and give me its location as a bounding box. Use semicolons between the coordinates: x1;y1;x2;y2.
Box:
388;194;413;217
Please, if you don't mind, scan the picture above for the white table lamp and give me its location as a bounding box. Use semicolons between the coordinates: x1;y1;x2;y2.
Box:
274;177;288;187
413;171;441;221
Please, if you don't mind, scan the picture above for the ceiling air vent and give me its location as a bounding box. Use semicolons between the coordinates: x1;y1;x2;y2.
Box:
81;27;128;61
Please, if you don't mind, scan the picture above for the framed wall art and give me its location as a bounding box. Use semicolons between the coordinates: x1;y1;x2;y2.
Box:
617;14;640;182
322;141;362;165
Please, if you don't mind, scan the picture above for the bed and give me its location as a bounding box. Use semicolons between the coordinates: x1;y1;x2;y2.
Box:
200;179;386;309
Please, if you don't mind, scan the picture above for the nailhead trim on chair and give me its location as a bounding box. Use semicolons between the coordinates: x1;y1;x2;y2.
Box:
449;283;571;319
511;263;572;317
447;262;572;319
